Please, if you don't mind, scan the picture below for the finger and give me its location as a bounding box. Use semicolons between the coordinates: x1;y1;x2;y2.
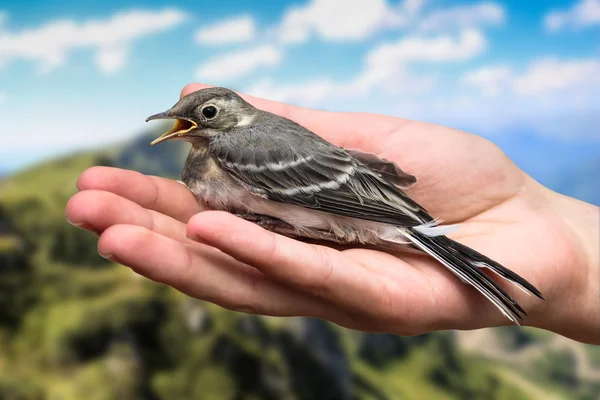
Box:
76;166;202;222
344;248;507;331
186;211;409;321
66;189;192;243
181;83;407;152
98;224;353;323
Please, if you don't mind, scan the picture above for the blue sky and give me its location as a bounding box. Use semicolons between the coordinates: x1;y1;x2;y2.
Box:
0;0;599;183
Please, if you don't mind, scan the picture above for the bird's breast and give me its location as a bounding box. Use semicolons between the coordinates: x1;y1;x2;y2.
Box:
181;149;242;211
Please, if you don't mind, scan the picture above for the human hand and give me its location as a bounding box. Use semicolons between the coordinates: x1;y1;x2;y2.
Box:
66;83;599;344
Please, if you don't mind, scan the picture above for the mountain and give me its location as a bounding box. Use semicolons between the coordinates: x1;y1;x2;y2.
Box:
114;122;189;178
0;126;598;400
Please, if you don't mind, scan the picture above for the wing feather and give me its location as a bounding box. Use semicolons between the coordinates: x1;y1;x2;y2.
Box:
209;115;433;226
346;148;417;189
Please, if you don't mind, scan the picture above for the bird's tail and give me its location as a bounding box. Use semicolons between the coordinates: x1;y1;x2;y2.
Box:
405;230;543;325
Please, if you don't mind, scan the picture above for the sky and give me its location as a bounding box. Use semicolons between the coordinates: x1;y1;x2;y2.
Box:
0;0;599;179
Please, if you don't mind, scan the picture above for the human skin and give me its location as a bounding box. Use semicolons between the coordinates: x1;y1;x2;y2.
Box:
65;83;600;345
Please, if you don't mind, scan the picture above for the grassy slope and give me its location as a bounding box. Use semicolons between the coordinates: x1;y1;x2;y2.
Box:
1;152;102;210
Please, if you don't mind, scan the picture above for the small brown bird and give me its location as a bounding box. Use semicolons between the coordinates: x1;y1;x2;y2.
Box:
146;87;543;325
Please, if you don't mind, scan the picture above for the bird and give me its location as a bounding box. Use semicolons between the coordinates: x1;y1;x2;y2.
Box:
145;86;543;325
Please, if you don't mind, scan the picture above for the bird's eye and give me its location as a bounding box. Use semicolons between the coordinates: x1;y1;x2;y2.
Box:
201;105;218;119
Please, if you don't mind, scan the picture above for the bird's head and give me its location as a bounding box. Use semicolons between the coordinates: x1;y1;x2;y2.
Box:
146;87;256;146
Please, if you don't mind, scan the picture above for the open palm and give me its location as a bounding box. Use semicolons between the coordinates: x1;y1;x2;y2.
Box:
66;83;598;343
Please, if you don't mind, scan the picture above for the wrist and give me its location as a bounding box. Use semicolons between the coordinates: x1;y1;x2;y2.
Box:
529;184;599;344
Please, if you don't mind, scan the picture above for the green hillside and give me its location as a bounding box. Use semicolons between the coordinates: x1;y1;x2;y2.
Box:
0;130;598;399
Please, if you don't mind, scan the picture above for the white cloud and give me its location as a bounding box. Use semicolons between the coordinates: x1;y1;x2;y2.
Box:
544;0;600;31
0;9;187;74
463;65;512;95
464;58;600;97
95;46;128;74
430;58;600;139
394;90;600;140
514;58;600;95
249;73;435;107
195;15;257;45
367;28;486;65
352;29;486;94
277;0;424;43
404;0;427;14
0;90;5;105
195;45;282;81
248;29;486;105
419;2;505;31
249;78;340;105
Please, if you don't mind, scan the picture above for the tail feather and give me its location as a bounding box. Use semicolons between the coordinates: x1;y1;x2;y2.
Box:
441;238;544;300
405;230;541;325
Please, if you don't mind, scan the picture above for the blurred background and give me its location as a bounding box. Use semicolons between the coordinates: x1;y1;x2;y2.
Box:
0;0;599;399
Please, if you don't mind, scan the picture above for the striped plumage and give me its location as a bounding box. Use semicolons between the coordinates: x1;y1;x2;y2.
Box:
147;87;544;325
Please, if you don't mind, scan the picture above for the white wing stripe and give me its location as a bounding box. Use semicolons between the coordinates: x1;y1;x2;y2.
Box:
272;172;352;195
224;155;314;172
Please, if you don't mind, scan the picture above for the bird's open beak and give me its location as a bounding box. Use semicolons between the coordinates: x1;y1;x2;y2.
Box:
146;111;199;146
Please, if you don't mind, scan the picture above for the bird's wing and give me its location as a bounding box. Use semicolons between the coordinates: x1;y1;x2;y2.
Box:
345;149;417;189
209;125;432;226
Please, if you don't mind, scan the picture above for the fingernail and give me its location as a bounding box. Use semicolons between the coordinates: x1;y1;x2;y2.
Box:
99;251;115;261
66;216;83;227
66;217;102;236
232;306;258;315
